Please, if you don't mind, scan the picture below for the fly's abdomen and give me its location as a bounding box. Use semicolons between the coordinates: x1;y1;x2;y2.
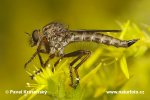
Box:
94;33;139;47
70;32;139;48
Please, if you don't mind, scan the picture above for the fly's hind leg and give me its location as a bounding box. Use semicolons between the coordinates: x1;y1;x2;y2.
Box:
54;50;91;88
53;50;83;86
70;50;91;88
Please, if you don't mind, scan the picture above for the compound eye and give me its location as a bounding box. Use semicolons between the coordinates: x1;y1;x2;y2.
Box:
32;30;40;45
32;29;40;44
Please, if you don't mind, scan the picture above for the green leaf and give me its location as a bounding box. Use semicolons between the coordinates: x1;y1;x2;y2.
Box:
120;56;129;79
81;63;102;86
84;48;102;69
120;20;130;39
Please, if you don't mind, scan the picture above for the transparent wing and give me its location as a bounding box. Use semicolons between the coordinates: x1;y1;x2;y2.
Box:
69;29;121;33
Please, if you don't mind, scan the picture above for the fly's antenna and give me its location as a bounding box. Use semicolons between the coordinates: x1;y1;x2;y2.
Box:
25;32;31;36
25;32;33;46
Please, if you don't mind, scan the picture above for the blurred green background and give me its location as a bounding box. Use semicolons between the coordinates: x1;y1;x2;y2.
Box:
0;0;150;100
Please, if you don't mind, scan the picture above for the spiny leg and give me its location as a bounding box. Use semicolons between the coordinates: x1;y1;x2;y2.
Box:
29;49;47;79
37;49;48;67
25;50;43;79
68;54;83;87
37;49;55;68
24;37;44;69
30;53;55;79
52;51;83;84
43;54;55;67
30;68;42;79
54;50;86;70
54;50;91;88
68;54;83;88
24;51;38;69
35;48;55;68
69;50;91;88
25;36;53;79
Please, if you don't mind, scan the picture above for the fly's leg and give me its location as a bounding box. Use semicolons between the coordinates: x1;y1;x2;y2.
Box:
24;50;43;79
25;36;53;79
24;51;38;69
71;51;91;88
53;51;83;86
54;50;85;71
43;54;55;67
30;52;55;79
37;50;55;68
37;49;47;67
68;54;83;88
54;50;91;88
24;49;46;69
53;56;63;72
24;37;44;69
30;50;46;79
30;68;42;79
68;54;83;87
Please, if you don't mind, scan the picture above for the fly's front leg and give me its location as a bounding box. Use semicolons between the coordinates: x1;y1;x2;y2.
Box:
30;52;55;79
25;49;46;69
30;68;42;79
24;51;38;69
29;49;47;79
24;37;44;69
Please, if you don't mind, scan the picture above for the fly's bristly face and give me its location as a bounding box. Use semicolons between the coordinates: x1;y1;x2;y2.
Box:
29;29;41;47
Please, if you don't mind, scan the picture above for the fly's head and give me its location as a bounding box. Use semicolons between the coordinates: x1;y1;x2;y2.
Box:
26;29;41;47
42;22;68;38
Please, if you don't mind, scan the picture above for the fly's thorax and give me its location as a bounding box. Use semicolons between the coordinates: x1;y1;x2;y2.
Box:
43;28;69;46
49;42;65;56
47;34;69;55
42;22;68;37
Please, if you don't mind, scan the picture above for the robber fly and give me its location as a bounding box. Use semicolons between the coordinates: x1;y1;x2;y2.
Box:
25;22;139;88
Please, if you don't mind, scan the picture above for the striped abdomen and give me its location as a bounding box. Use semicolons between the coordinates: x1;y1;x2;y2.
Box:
69;32;139;48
